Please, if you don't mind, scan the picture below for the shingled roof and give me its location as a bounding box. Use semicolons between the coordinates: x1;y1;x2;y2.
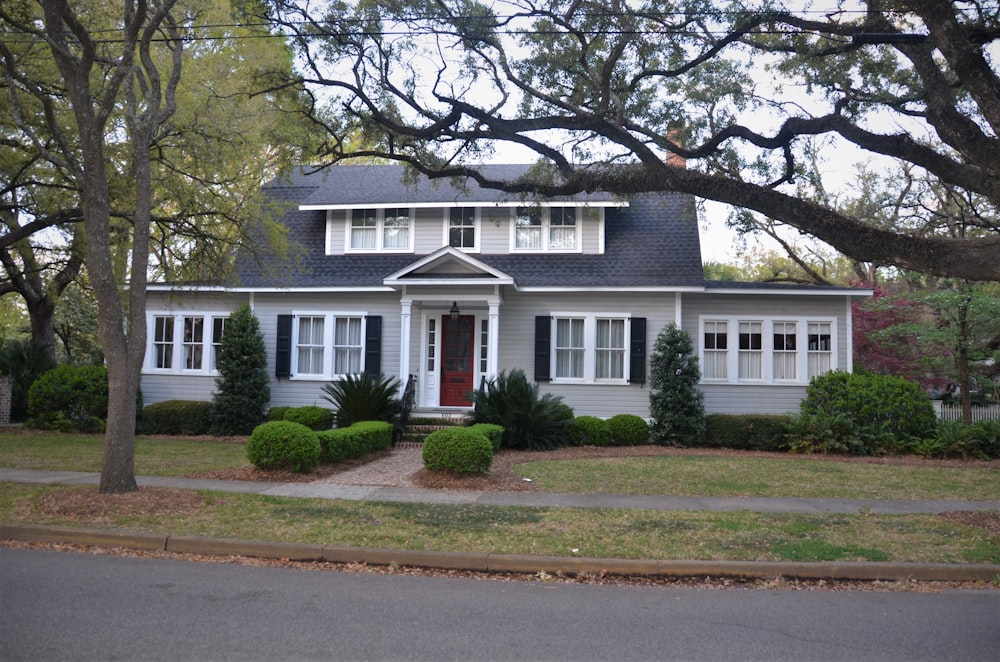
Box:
234;164;706;289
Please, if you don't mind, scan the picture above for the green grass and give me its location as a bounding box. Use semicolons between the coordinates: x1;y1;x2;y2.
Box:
2;482;996;564
513;455;1000;501
0;430;249;476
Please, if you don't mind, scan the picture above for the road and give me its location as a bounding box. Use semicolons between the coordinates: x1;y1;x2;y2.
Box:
1;548;997;661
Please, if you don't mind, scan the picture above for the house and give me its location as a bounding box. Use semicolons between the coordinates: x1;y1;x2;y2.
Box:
142;164;871;419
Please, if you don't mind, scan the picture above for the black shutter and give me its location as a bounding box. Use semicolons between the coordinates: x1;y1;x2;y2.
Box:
629;317;647;385
276;314;292;378
365;315;382;377
534;316;551;382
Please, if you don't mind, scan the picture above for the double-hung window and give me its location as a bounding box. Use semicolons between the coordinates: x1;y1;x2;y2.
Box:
448;208;477;250
548;207;577;250
808;322;833;377
772;322;797;381
291;312;366;379
551;314;630;383
702;320;728;380
348;208;411;252
514;207;542;249
513;206;581;251
738;321;763;380
146;312;230;373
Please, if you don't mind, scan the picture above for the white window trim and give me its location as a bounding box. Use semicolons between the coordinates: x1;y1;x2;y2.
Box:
443;207;481;253
698;315;838;386
290;311;368;381
344;208;414;253
550;312;631;385
143;311;231;375
510;207;584;253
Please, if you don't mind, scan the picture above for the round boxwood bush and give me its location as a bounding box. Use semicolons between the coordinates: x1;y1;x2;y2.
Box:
27;364;109;432
468;423;504;452
607;413;649;446
283;405;334;431
566;416;612;447
246;421;321;473
266;406;290;422
422;427;494;474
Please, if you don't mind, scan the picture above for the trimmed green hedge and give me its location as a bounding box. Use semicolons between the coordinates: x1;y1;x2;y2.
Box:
564;416;612;447
468;423;504;452
316;421;394;464
246;421;321;473
283;405;334;431
422;427;493;474
703;414;791;451
141;400;213;435
266;407;290;422
608;414;649;446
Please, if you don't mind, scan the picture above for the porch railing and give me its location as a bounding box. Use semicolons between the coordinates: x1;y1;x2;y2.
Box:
397;374;417;439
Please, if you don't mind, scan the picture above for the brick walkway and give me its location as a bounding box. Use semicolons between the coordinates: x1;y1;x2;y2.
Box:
312;447;423;487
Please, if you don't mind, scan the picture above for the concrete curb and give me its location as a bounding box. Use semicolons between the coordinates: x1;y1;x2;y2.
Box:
4;523;998;583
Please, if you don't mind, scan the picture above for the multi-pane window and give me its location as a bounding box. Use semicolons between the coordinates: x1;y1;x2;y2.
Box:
333;317;363;375
427;318;436;371
554;318;585;379
703;320;728;380
153;316;174;369
514;206;542;249
349;208;411;251
548;207;577;250
183;316;204;370
296;316;325;375
595;318;625;380
449;208;477;249
772;322;797;381
738;321;763;380
479;319;489;373
808;322;833;377
211;317;227;371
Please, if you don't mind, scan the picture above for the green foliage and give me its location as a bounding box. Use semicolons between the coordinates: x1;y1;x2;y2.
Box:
0;340;56;422
564;415;612;447
787;372;937;455
317;421;394;463
468;423;505;452
914;420;1000;460
422;427;493;474
607;414;650;446
266;406;290;422
321;373;400;428
211;305;270;435
648;324;705;445
282;405;334;431
246;421;321;473
26;364;108;432
469;369;572;450
702;414;791;451
141;400;213;435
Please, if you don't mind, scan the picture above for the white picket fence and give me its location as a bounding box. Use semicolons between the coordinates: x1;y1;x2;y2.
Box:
933;401;1000;423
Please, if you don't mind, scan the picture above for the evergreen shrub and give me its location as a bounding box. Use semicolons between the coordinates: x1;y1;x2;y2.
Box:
141;400;213;435
266;407;290;422
565;416;612;447
317;421;394;463
27;364;108;432
470;369;572;450
607;413;649;446
321;373;400;427
0;340;56;422
648;324;705;445
422;427;493;473
469;423;504;452
283;405;334;431
703;414;790;451
211;305;270;435
246;421;321;472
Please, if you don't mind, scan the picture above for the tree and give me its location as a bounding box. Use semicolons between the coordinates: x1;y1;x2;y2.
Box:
259;0;1000;281
211;304;270;435
648;324;704;445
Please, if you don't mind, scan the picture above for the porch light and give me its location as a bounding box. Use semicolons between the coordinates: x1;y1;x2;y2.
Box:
449;301;460;320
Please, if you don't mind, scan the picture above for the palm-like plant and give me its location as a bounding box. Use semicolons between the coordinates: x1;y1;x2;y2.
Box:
321;373;400;428
470;369;572;450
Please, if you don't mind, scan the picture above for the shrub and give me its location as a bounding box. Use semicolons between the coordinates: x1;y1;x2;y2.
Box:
317;420;394;463
703;414;791;451
246;421;321;472
648;324;705;445
607;413;649;446
27;364;108;432
266;407;290;422
283;405;334;431
788;372;937;455
919;420;1000;460
470;369;573;450
565;416;612;447
422;427;493;473
468;423;504;452
141;400;213;435
0;340;56;422
211;305;270;435
321;373;400;428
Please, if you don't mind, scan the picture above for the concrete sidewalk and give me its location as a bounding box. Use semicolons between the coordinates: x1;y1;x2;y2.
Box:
3;467;999;583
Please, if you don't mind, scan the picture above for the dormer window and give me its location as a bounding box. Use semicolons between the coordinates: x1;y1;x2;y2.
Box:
348;208;412;252
513;206;581;252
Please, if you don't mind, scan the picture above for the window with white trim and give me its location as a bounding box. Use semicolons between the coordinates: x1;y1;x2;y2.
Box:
448;207;477;250
513;206;582;251
348;208;411;252
290;312;367;379
699;316;837;385
552;314;631;383
146;312;229;373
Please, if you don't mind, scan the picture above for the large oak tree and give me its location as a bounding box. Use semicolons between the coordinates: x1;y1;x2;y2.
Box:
261;0;1000;281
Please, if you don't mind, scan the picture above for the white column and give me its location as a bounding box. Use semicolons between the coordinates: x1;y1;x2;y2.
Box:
487;300;500;378
399;299;412;386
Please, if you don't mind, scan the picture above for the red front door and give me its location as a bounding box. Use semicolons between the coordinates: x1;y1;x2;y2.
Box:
440;315;475;406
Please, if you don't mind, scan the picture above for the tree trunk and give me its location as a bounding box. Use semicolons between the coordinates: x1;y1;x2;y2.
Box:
957;296;972;426
25;295;57;363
